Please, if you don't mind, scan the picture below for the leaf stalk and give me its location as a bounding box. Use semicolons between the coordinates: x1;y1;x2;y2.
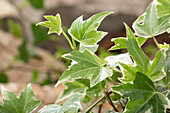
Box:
62;30;75;50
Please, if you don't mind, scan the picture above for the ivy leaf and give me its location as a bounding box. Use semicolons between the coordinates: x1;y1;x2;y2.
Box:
79;44;99;53
0;73;8;83
118;62;137;83
146;49;166;81
39;94;82;113
56;50;113;87
36;14;62;35
157;47;170;88
132;1;170;37
18;40;29;63
28;0;44;9
68;12;112;46
56;81;87;103
0;84;41;113
156;0;170;17
125;24;150;73
105;53;133;67
112;72;169;113
109;37;147;51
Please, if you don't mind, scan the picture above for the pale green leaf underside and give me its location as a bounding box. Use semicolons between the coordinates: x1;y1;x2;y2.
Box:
56;50;112;87
105;53;133;67
156;0;170;17
109;37;147;50
36;13;62;35
112;72;169;113
0;84;41;113
132;1;170;37
39;94;82;113
68;12;112;46
125;24;150;73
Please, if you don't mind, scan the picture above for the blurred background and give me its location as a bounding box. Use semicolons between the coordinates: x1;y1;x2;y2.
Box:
0;0;169;112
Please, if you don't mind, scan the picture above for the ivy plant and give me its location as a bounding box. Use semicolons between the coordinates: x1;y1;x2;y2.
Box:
0;0;169;112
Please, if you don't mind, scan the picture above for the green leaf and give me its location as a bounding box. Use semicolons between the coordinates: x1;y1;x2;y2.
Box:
79;44;99;53
105;53;133;67
68;12;112;46
125;24;150;73
109;37;127;50
118;63;137;83
56;81;87;103
132;1;170;37
31;24;48;46
18;40;29;63
156;0;170;17
0;84;41;113
0;73;8;83
56;50;112;87
109;37;147;51
146;49;166;81
39;94;82;113
112;72;169;113
7;19;23;38
28;0;44;9
36;14;62;35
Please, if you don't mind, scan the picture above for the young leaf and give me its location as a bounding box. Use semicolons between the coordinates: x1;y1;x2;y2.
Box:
56;81;87;103
125;24;150;73
68;12;112;46
156;0;170;17
109;37;147;51
39;94;82;113
36;14;62;35
0;84;41;113
105;53;133;67
146;49;166;81
132;1;170;37
56;50;112;87
112;72;169;113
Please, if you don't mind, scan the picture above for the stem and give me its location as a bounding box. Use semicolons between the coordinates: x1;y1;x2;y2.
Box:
72;38;77;50
62;30;74;50
98;104;103;113
103;90;119;112
84;91;112;113
107;77;120;85
114;92;124;109
153;36;160;49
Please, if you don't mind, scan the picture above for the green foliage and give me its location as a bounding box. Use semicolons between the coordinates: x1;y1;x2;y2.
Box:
31;24;48;45
0;84;41;113
37;14;62;35
132;1;170;37
109;37;147;50
56;50;113;87
18;40;29;63
146;49;166;81
112;72;169;113
39;94;82;113
35;1;170;112
125;24;150;73
7;19;23;38
0;73;8;83
156;0;170;17
68;12;112;46
28;0;44;9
